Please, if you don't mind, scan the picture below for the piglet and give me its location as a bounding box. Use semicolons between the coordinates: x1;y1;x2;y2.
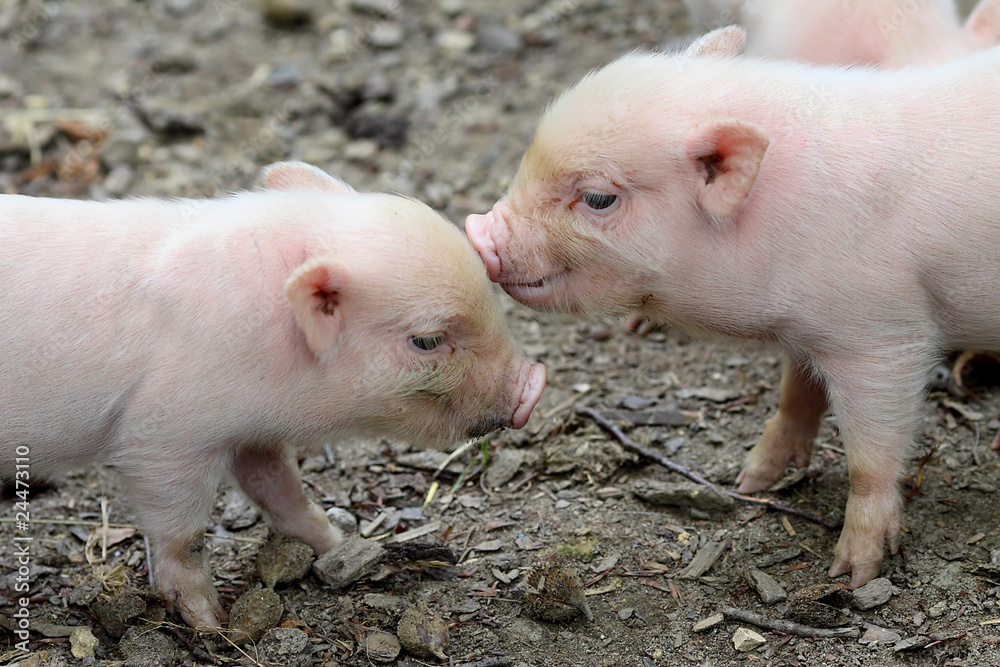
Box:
684;0;1000;68
1;162;545;627
466;27;1000;588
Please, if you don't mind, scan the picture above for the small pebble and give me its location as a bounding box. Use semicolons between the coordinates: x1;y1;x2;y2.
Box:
363;631;401;662
747;568;787;605
326;507;359;534
852;577;893;610
732;626;766;652
692;612;724;632
69;627;99;659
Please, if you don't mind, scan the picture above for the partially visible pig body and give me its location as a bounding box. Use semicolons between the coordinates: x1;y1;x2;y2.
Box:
466;30;1000;588
683;0;1000;67
1;162;545;628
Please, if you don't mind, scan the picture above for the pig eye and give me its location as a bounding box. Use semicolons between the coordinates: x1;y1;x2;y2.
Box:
581;191;618;211
410;333;445;352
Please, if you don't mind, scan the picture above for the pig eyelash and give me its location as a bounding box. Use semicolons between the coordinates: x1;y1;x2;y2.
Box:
409;333;446;352
580;191;619;211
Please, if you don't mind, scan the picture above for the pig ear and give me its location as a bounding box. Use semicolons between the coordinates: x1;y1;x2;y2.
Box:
965;0;1000;46
684;118;769;219
684;26;746;57
262;161;356;194
285;257;350;356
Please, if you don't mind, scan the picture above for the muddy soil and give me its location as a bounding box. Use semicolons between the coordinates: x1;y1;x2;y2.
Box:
1;1;999;666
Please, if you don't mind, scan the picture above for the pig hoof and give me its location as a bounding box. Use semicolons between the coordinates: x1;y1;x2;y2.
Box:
180;605;223;630
169;592;226;629
827;554;883;590
735;470;780;494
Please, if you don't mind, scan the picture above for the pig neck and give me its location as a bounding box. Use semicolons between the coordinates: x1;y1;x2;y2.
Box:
650;56;989;348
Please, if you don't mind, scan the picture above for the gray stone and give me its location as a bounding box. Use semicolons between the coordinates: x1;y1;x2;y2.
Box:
632;479;735;513
362;631;400;662
369;23;404;49
755;546;802;569
135;97;207;135
618;395;657;410
747;568;787;605
395;450;464;474
326;507;359;534
437;29;476;54
859;624;902;645
894;635;933;652
732;626;766;652
313;535;385;590
679;540;728;579
349;0;398;17
69;627;98;659
221;489;261;530
692;612;724;632
852;577;893;610
479;24;522;53
676;387;743;402
927;600;947;618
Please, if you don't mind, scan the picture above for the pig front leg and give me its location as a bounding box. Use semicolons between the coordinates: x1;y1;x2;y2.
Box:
819;349;932;588
118;456;228;628
736;355;828;493
232;444;341;555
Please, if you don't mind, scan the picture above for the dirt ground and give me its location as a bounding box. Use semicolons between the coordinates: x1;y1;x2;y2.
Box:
1;0;1000;665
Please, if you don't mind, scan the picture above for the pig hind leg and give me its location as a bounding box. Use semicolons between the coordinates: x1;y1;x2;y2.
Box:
118;453;229;628
819;346;935;588
736;354;828;493
232;444;341;555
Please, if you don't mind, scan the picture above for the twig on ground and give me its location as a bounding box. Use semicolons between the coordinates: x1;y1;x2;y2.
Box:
721;606;860;639
577;407;841;530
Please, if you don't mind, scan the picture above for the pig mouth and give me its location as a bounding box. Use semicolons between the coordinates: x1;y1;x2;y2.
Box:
467;416;508;439
501;269;566;305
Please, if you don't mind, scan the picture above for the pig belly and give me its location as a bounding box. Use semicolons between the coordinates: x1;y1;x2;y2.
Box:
921;220;1000;350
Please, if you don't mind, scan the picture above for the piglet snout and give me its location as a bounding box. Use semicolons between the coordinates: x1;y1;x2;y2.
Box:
511;361;546;430
465;210;503;282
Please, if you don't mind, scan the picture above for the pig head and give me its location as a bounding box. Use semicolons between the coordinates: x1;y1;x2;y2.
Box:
467;28;1000;589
